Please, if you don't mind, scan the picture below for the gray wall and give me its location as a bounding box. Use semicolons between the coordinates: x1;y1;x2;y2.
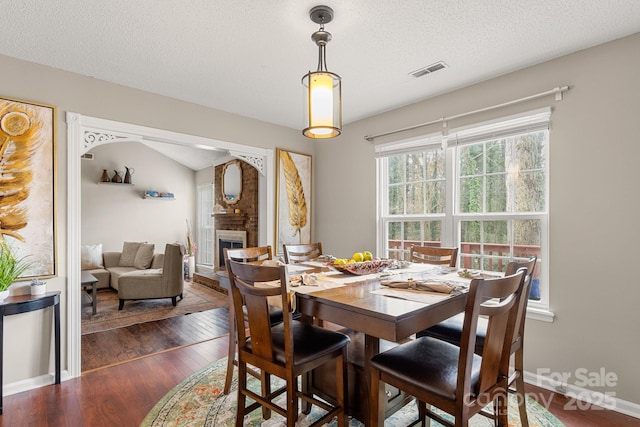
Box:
316;33;640;404
81;142;195;252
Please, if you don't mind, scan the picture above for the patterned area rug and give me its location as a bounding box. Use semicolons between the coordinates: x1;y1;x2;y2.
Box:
141;358;565;426
81;280;229;334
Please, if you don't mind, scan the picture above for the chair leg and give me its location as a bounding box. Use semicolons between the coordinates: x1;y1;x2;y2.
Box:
171;296;177;306
261;371;272;419
336;352;347;427
514;348;530;427
496;392;508;427
285;373;298;427
224;305;236;395
118;299;125;310
369;366;384;427
235;362;247;427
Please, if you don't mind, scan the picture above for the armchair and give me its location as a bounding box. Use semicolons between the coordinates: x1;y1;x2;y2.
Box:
117;243;184;310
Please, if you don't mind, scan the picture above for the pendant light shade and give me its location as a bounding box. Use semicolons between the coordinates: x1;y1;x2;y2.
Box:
302;6;342;139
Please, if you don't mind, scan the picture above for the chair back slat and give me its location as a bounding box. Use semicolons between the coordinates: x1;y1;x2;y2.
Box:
409;246;458;267
225;246;272;264
505;256;537;344
457;269;526;398
226;259;290;364
283;242;323;263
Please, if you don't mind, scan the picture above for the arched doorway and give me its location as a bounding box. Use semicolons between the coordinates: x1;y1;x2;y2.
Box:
66;112;274;377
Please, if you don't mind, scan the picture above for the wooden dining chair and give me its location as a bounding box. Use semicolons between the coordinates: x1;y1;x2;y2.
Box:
222;246;277;395
227;259;350;427
282;242;323;264
369;269;527;427
409;245;458;267
416;256;537;426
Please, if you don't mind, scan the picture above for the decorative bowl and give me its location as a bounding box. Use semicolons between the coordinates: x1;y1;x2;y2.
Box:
329;259;395;275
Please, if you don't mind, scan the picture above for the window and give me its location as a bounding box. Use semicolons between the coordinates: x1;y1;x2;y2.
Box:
377;109;550;312
197;184;214;267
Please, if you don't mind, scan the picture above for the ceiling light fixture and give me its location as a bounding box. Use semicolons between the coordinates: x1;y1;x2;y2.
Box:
302;5;342;139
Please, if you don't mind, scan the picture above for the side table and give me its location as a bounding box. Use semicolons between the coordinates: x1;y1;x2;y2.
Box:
0;291;61;414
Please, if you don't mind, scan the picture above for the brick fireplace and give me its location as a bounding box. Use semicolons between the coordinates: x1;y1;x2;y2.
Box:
213;159;259;271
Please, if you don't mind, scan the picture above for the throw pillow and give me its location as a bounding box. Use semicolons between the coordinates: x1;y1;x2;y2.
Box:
81;244;104;270
119;241;143;267
134;243;155;269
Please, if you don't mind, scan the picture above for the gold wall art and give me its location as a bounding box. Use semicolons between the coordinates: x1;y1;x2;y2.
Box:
0;96;56;279
275;149;311;253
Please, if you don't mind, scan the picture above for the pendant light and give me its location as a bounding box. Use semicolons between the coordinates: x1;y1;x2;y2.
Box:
302;5;342;139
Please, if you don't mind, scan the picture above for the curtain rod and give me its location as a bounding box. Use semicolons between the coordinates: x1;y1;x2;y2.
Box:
364;85;570;142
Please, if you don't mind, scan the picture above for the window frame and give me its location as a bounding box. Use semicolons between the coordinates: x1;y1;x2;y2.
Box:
376;109;552;319
196;184;215;268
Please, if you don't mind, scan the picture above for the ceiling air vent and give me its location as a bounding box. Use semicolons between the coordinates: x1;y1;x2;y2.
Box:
410;61;447;78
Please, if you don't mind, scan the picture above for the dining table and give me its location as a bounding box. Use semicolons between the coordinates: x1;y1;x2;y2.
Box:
282;261;474;426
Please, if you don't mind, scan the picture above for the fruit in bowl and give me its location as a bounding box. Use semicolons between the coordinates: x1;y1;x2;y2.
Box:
330;256;394;275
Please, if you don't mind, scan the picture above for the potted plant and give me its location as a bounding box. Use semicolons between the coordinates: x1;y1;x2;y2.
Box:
0;241;32;300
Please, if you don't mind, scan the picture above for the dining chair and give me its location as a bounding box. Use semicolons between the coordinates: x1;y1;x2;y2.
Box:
416;256;537;426
282;242;323;264
222;245;277;395
369;268;527;427
227;259;350;426
409;245;458;267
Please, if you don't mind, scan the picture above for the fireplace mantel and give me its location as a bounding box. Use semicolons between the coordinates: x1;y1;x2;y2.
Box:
212;212;246;226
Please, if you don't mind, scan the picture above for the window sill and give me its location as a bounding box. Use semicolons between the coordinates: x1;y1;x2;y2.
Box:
526;306;555;323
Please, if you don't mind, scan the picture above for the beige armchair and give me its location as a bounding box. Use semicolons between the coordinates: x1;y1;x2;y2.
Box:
117;243;185;310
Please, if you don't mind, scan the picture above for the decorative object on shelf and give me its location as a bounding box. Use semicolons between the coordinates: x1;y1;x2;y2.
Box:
143;190;175;199
302;5;342;139
0;95;57;278
221;160;242;205
0;241;32;300
30;278;46;296
111;169;123;183
99;169;111;183
124;166;135;184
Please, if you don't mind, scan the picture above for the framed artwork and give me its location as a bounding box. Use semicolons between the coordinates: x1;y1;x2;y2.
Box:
0;96;57;279
275;148;311;254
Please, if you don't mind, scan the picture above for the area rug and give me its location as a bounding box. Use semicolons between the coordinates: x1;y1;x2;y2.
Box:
81;280;229;334
141;358;565;427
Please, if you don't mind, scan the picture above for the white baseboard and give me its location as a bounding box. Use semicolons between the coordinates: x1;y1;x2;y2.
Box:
524;370;640;420
3;370;70;397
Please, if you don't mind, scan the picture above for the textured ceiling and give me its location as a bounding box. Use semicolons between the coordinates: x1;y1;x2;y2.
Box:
2;1;640;166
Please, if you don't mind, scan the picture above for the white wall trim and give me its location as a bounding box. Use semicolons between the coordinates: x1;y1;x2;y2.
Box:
524;370;640;419
65;111;273;379
526;306;555;323
4;370;71;396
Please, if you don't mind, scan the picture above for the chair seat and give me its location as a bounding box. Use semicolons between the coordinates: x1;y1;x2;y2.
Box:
417;314;488;355
246;320;351;366
370;336;482;400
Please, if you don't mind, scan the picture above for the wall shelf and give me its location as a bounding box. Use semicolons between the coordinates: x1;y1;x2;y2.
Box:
143;190;175;200
143;195;175;200
97;182;134;186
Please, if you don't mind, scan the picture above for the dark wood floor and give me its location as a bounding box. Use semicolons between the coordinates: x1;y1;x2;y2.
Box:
81;307;230;372
1;310;638;426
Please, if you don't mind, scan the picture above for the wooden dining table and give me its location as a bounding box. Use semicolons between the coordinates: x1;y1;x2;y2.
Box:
293;263;470;426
